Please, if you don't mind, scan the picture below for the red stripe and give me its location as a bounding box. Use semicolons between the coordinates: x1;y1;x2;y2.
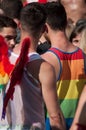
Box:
49;48;84;60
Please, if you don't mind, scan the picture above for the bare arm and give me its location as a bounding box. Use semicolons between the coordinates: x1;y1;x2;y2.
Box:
41;52;60;80
39;61;66;130
70;84;86;130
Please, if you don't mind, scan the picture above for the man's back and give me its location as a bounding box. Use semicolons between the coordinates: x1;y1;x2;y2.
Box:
9;52;45;129
41;1;86;129
2;2;66;130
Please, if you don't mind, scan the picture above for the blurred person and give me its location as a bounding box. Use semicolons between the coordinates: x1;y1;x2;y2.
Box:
0;15;17;130
41;1;86;130
2;2;66;130
60;0;86;25
1;0;23;44
70;19;86;48
70;84;86;130
80;27;86;54
37;33;51;54
0;15;17;50
65;18;74;40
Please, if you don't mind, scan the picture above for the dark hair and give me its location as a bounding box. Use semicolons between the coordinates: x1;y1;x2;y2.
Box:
76;18;86;27
70;19;86;42
1;0;23;20
20;2;46;38
0;15;17;32
45;1;67;31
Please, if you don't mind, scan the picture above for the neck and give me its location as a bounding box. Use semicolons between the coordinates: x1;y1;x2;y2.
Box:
14;32;38;55
49;30;69;49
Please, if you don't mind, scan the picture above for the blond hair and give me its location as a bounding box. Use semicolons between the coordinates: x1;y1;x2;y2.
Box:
80;27;86;54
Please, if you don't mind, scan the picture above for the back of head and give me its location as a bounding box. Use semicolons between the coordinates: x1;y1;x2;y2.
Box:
0;15;17;32
1;0;23;20
20;2;46;39
45;1;67;31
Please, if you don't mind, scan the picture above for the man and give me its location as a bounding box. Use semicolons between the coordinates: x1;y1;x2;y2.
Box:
1;0;23;43
0;15;17;130
2;2;66;130
41;1;86;130
0;15;17;50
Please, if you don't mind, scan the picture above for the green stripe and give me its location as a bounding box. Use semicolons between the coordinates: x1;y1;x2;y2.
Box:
0;84;4;89
60;99;78;118
46;99;79;118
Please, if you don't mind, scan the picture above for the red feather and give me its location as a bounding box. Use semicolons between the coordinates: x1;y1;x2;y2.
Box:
0;35;8;60
2;37;31;119
0;35;14;75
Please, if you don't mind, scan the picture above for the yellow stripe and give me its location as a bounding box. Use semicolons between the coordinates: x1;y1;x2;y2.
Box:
0;74;9;85
57;79;86;99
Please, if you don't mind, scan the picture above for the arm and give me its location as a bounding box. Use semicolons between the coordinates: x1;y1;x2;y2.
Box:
39;61;66;130
70;84;86;130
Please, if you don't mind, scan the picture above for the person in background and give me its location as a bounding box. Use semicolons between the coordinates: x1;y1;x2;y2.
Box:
69;19;86;48
41;1;86;130
65;18;74;40
0;15;17;50
2;2;66;130
37;32;51;55
0;0;23;44
60;0;86;25
0;15;17;130
79;27;86;54
70;84;86;130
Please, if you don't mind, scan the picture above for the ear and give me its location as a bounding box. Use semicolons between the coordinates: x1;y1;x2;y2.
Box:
43;24;48;33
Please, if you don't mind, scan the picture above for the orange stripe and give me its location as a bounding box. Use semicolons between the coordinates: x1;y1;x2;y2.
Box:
60;59;86;80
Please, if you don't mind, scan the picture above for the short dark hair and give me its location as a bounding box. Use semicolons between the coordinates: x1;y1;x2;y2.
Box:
0;15;17;32
45;1;67;31
1;0;23;20
20;2;46;38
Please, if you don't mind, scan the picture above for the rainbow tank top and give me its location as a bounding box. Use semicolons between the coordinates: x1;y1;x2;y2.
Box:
46;47;86;130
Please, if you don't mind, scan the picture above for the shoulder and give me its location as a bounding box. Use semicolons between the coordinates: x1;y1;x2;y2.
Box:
39;60;56;82
40;60;54;74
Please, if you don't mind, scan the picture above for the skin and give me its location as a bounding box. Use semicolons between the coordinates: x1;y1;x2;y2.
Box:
60;0;86;24
0;27;17;50
12;25;66;130
42;23;78;79
70;84;86;130
72;34;81;47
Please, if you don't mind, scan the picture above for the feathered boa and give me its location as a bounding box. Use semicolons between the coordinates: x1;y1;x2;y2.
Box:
2;37;31;119
0;35;14;92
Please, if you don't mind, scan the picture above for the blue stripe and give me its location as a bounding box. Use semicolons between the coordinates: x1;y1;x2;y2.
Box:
45;117;73;130
47;49;62;80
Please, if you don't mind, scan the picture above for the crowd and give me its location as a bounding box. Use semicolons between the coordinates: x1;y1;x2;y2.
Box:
0;0;86;130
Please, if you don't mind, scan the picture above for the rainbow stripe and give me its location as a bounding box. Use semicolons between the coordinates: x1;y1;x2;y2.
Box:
45;47;86;130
